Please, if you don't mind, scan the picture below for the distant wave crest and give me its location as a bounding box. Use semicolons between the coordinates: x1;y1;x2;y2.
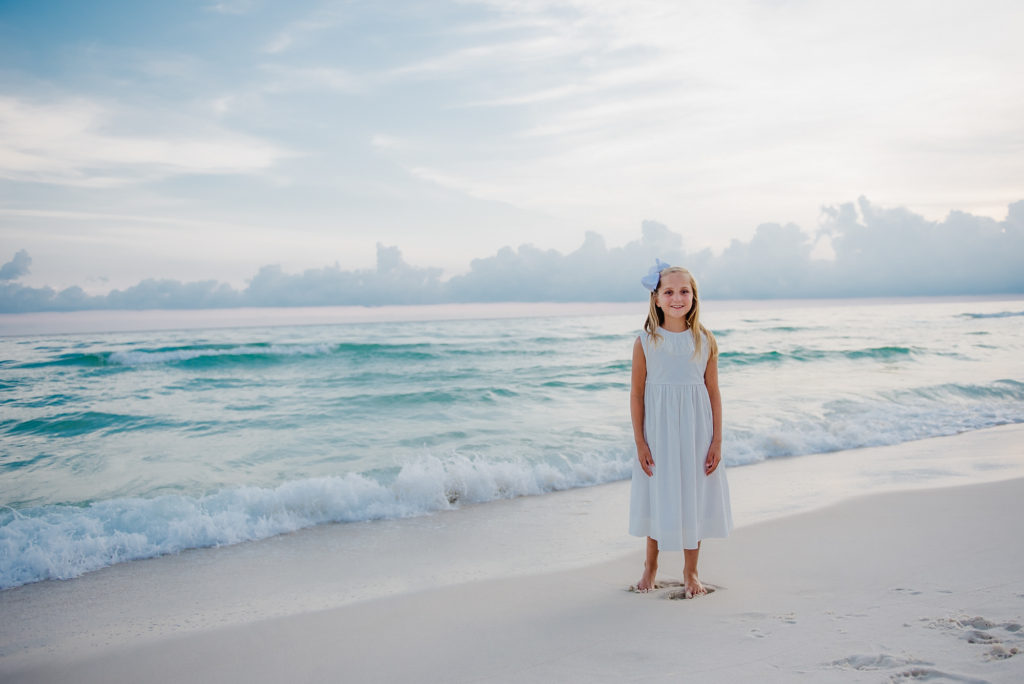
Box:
18;340;939;372
959;310;1024;319
15;340;561;370
719;345;916;366
108;343;335;366
16;343;337;369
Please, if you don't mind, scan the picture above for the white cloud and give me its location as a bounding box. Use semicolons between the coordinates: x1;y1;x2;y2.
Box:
0;250;31;281
210;95;234;115
258;65;360;93
371;134;404;150
2;0;1023;286
264;33;295;55
361;0;1024;247
0;96;291;187
263;13;343;54
205;0;257;15
4;197;1020;311
389;35;577;77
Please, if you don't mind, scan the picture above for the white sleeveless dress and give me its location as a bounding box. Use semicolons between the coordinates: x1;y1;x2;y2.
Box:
628;327;733;551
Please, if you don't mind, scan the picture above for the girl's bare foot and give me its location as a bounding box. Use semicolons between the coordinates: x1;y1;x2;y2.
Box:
635;562;658;592
683;570;707;599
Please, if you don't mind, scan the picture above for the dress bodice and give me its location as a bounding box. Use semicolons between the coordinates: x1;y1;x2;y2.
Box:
639;327;709;386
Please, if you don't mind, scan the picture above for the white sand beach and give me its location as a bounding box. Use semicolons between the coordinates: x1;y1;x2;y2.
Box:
2;425;1023;683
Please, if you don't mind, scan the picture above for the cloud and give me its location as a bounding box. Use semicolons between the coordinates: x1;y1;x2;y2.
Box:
0;250;31;281
244;244;443;306
0;96;290;188
1;198;1021;313
263;13;342;54
358;0;1024;240
818;197;1024;296
704;223;816;299
445;220;690;302
258;65;361;93
103;280;241;310
205;0;257;15
0;244;442;312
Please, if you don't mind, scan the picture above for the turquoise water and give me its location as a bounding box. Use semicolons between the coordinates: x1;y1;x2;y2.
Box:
1;298;1023;589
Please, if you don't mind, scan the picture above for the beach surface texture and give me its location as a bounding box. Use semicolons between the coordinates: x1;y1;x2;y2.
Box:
2;425;1023;683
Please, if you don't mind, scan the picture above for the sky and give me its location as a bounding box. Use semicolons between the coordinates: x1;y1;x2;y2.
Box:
1;0;1023;306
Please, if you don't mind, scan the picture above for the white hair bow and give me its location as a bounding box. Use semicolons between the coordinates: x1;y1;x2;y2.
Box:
641;259;671;292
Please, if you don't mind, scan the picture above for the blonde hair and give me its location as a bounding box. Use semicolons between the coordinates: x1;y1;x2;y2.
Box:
643;266;718;361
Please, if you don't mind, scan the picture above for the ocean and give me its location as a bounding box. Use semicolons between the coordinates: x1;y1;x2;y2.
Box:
1;297;1022;590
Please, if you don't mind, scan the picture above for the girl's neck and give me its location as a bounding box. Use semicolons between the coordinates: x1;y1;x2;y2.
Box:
661;320;689;333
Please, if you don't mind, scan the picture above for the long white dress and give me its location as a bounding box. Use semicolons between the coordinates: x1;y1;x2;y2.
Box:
628;327;733;551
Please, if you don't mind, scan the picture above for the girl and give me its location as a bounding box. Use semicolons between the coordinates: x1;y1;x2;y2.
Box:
629;261;732;597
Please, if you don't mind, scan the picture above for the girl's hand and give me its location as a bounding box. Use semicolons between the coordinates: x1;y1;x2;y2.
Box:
704;442;722;475
637;443;655;477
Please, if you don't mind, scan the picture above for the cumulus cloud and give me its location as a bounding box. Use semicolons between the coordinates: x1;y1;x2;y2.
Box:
446;221;695;302
0;249;31;281
1;198;1021;313
818;197;1024;296
244;244;443;306
0;244;442;312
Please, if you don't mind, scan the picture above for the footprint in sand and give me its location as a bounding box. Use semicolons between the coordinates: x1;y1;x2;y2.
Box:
985;644;1019;661
830;653;927;671
626;579;722;599
627;579;683;593
921;613;1024;667
829;654;992;683
890;666;987;682
962;629;999;644
665;584;719;600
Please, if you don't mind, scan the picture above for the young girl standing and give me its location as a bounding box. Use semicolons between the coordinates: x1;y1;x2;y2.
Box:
629;261;732;597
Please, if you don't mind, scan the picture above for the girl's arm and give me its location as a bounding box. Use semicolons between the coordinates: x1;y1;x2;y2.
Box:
704;355;723;475
631;337;654;477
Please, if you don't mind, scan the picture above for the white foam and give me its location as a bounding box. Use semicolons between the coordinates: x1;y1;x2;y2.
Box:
0;452;631;590
726;385;1024;465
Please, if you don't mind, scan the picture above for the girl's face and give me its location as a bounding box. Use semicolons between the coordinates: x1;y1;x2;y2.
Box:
656;272;694;323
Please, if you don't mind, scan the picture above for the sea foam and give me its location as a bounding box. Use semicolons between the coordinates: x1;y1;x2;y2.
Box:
727;380;1024;464
0;451;631;590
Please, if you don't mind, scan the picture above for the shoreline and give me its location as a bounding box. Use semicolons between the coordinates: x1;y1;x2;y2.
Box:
2;424;1024;681
3;423;1023;594
5;476;1024;682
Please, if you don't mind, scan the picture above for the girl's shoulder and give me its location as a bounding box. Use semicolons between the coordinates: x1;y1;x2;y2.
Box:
636;329;660;356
